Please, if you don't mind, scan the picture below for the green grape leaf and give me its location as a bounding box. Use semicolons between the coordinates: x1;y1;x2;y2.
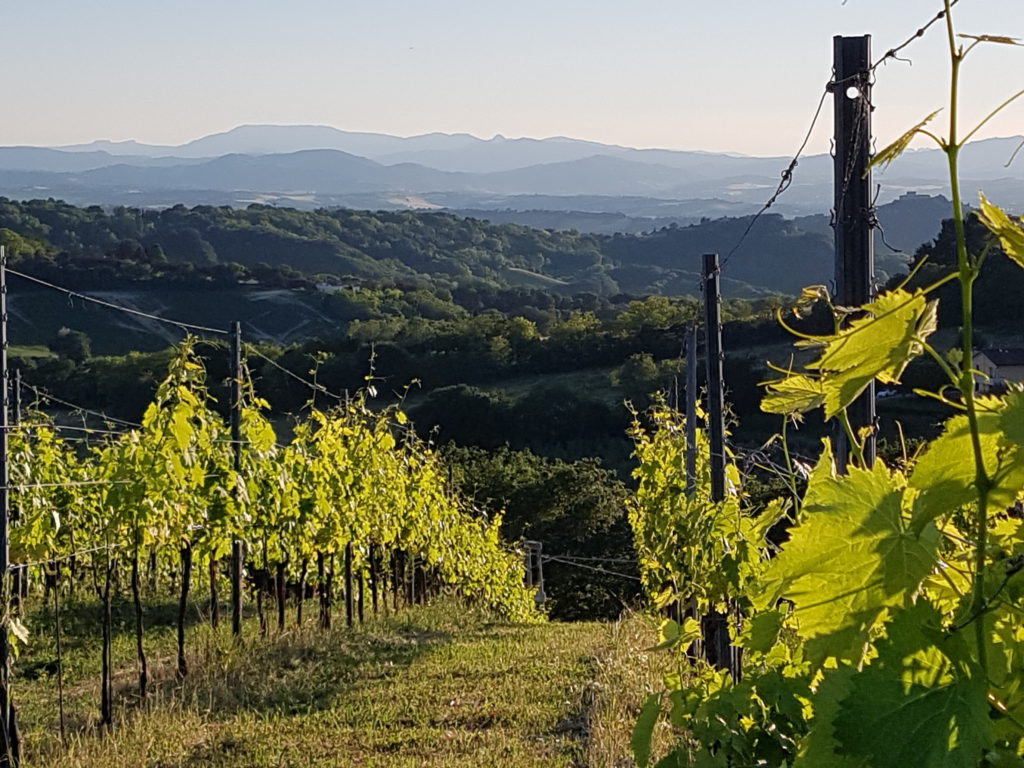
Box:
983;752;1024;768
870;110;942;171
9;618;29;646
977;193;1024;268
758;459;939;663
761;373;826;416
648;617;702;651
806;289;937;419
910;394;1024;530
832;603;993;768
652;749;689;768
631;692;662;768
737;609;786;654
794;666;867;768
1003;390;1024;444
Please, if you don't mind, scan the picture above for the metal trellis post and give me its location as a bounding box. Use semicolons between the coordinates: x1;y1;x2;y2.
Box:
833;34;876;469
229;321;244;637
0;248;17;766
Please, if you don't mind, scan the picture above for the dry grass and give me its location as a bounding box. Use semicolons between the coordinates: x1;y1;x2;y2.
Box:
582;611;674;768
17;597;629;767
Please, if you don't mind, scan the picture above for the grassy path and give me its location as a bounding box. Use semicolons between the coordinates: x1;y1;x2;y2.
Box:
15;600;657;768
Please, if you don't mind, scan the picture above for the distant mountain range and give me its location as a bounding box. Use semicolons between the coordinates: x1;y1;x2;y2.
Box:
0;124;1020;221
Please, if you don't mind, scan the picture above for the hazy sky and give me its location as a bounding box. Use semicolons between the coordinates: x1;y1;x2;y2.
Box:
4;0;1022;156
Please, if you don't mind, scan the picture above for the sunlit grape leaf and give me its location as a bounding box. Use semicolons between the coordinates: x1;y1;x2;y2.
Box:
737;609;785;654
761;373;826;416
832;603;992;768
758;458;939;663
807;289;937;419
910;393;1024;530
977;193;1024;268
648;617;702;652
9;618;29;646
870;110;942;171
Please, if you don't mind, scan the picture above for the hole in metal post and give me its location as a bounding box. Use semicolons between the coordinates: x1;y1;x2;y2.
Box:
846;86;861;99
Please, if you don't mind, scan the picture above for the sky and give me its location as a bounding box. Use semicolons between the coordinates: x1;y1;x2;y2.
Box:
3;0;1022;156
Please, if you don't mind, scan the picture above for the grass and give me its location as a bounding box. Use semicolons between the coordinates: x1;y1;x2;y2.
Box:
12;590;669;768
8;345;55;359
582;613;675;768
482;367;621;406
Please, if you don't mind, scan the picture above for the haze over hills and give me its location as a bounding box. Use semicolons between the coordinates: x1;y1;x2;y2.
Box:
0;125;1019;220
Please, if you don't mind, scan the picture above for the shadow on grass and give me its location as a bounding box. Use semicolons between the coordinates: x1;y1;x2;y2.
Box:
16;596;472;764
155;621;452;717
28;593;213;656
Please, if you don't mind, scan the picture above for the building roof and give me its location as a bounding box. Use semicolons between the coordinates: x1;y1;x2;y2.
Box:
977;348;1024;366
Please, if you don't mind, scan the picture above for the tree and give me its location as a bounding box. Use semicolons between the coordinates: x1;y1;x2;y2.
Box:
613;295;694;332
49;327;92;363
444;445;636;620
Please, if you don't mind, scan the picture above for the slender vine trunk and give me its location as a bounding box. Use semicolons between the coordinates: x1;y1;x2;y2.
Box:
176;545;192;679
357;569;365;624
130;548;148;700
11;567;21;614
325;556;334;629
52;564;66;747
344;544;354;629
392;550;401;611
257;546;267;636
370;545;379;617
317;552;330;629
6;704;19;768
257;589;265;635
209;558;220;628
275;561;286;632
147;550;157;592
100;556;115;727
296;559;307;626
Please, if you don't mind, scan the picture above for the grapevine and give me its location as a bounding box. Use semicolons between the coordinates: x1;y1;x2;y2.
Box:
4;338;539;734
629;3;1024;766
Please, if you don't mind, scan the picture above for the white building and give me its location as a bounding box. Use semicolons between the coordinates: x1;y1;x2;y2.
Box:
973;348;1024;394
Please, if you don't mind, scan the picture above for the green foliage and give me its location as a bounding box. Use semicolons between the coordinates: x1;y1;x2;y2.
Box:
910;394;1024;529
757;443;941;663
977;193;1024;269
0;196;858;301
8;342;540;630
627;5;1024;766
829;603;992;768
631;693;662;768
613;354;686;410
763;288;937;420
444;445;635;619
47;327;91;363
628;406;781;616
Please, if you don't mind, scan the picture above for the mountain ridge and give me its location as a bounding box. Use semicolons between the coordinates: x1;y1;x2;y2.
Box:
0;126;1018;218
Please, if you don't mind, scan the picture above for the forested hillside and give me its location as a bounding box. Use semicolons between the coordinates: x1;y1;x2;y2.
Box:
0;196;926;299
